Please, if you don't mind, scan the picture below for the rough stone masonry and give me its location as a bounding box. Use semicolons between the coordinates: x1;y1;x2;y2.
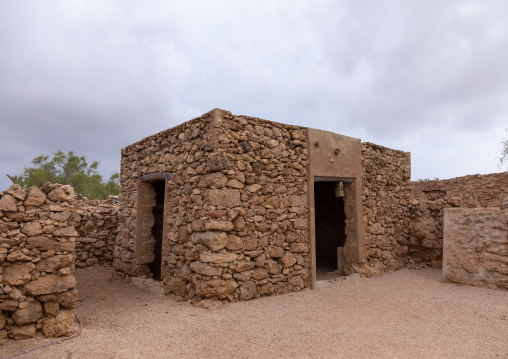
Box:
114;108;411;305
0;184;78;340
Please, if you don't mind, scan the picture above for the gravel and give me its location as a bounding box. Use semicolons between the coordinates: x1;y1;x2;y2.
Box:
2;267;507;359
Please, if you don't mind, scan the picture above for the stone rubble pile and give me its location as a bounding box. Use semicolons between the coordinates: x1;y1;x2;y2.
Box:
0;184;78;340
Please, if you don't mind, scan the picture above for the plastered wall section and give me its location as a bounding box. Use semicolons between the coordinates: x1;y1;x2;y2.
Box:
443;208;508;291
308;129;364;282
359;143;411;277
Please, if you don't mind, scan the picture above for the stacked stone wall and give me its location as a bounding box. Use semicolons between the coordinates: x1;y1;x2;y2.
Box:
0;184;78;340
116;109;311;304
359;143;411;276
73;197;119;268
114;113;213;280
409;172;508;265
196;111;310;301
443;207;508;291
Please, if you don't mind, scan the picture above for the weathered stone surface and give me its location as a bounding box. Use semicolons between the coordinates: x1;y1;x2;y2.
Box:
0;312;6;330
290;243;309;253
44;302;60;316
47;185;75;203
200;252;238;263
12;302;43;325
163;277;187;297
234;261;256;272
195;279;238;298
190;261;222;276
191;231;228;251
278;252;297;268
7;184;27;201
292;218;307;230
53;226;78;238
204;220;234;231
267;247;284;258
443;208;508;291
24;275;77;296
0;194;18;212
204;189;241;207
3;262;35;286
206;155;233;173
239;281;258;300
37;289;78;309
24;186;47;206
0;299;19;311
225;235;243;251
21;221;43;236
9;324;36;339
199;173;228;188
42;309;77;337
26;236;76;252
36;254;74;273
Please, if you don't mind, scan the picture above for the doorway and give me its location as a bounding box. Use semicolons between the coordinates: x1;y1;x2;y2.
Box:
148;180;165;280
314;181;346;279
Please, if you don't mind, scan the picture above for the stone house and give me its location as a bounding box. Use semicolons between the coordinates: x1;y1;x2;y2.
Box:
113;109;411;304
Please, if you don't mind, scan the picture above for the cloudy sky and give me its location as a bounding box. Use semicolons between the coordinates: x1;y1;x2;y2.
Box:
1;0;507;191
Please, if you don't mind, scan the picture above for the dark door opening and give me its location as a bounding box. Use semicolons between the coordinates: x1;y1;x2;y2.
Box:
149;180;165;281
314;181;346;277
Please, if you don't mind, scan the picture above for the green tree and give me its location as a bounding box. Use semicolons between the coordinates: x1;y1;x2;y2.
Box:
17;150;120;199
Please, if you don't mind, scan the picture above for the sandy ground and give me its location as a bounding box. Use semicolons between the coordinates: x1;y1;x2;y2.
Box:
2;267;508;359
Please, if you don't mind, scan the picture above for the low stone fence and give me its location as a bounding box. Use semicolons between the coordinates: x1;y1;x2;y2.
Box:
73;196;119;268
443;207;508;291
0;184;78;340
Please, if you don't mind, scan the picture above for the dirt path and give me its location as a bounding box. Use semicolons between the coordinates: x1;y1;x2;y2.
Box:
2;267;508;359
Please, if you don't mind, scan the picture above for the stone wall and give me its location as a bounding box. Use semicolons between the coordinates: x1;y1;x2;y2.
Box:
443;207;508;291
204;110;310;301
114;112;213;279
115;109;311;304
411;172;508;207
73;196;119;268
358;143;412;276
0;184;78;340
409;172;508;265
